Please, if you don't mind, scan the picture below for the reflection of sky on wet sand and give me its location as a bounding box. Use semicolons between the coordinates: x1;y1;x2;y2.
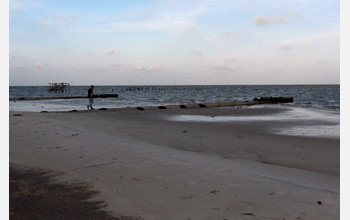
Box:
274;124;339;139
167;107;340;138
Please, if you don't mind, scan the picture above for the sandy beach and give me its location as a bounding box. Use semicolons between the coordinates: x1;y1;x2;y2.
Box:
9;106;339;220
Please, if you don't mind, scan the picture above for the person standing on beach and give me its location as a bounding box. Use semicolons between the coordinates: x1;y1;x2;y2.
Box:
87;85;95;110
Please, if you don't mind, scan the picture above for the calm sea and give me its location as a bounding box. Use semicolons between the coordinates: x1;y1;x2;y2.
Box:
9;85;339;111
9;85;340;138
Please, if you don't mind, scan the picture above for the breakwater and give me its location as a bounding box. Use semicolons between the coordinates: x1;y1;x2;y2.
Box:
42;97;293;113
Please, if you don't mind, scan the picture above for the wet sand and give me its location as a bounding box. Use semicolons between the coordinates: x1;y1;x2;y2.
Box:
9;106;339;220
10;165;140;220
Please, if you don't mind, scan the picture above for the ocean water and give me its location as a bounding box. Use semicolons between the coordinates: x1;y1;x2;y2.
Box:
9;85;339;111
9;85;340;138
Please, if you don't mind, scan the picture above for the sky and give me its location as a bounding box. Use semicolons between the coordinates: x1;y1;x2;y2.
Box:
9;0;340;86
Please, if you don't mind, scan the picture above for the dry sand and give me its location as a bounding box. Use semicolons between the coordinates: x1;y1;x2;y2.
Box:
9;106;339;220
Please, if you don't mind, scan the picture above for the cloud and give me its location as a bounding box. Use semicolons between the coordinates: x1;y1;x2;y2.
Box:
191;50;204;56
41;14;78;26
220;31;233;39
35;62;45;67
106;49;119;56
57;14;78;21
136;65;166;71
10;56;46;69
107;18;198;33
10;0;26;11
254;15;285;26
139;12;153;20
278;43;296;51
10;0;51;12
277;30;339;52
212;62;236;71
91;7;204;34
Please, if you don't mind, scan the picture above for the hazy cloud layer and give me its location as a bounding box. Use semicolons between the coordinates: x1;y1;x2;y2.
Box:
9;0;339;85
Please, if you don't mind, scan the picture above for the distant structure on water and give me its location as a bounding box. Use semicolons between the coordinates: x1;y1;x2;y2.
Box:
48;83;70;93
125;86;204;91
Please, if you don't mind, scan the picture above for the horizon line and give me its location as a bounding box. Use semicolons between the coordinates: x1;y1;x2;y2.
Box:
9;83;340;87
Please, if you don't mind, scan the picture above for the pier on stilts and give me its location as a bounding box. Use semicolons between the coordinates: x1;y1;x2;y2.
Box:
125;86;205;91
48;83;70;93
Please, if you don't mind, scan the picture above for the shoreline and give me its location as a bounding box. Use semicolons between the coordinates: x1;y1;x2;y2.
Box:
9;106;339;219
9;99;288;112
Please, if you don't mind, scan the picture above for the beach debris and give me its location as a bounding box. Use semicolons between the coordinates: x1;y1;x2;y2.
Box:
39;121;52;124
72;162;117;171
179;105;187;108
69;110;78;112
72;134;79;136
198;104;207;108
261;161;274;165
317;201;322;205
158;106;167;109
269;192;275;195
182;130;188;133
40;111;49;113
12;114;23;116
241;212;255;216
99;108;108;110
136;107;145;110
294;145;305;149
210;190;220;194
183;195;195;200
